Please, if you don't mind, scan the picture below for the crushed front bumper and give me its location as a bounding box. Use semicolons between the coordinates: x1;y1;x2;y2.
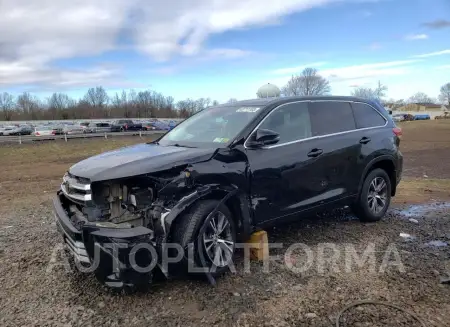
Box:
53;191;156;288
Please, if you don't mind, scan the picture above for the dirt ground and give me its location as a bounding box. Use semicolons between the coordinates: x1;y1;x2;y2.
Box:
0;121;449;327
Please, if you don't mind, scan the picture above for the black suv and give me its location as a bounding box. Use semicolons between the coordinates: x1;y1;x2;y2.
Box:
53;96;403;288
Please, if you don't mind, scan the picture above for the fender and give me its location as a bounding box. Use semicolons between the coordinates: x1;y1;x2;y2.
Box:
160;184;252;244
356;154;397;195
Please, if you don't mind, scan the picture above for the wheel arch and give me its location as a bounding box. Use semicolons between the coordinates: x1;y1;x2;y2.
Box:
164;186;253;244
358;155;398;197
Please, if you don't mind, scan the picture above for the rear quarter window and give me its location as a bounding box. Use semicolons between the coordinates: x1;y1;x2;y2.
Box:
351;102;386;128
309;101;356;137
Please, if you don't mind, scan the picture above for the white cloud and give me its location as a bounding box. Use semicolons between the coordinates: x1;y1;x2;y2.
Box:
321;60;419;81
0;59;138;88
271;62;328;75
412;49;450;58
133;0;341;60
203;48;254;59
0;0;346;88
267;59;420;92
405;33;429;40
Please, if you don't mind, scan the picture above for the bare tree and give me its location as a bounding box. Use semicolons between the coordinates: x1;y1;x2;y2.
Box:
47;93;74;119
407;92;435;104
195;98;212;111
83;86;109;108
351;81;388;103
0;85;220;120
0;92;15;121
212;100;219;106
438;82;450;106
17;92;41;119
282;68;331;96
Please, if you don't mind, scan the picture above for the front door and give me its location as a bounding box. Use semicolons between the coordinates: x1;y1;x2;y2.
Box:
246;101;328;224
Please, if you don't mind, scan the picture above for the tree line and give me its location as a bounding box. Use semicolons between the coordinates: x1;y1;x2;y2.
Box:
1;69;449;121
280;68;450;107
0;87;221;121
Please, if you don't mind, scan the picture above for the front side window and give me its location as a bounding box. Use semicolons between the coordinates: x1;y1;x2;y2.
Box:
258;102;312;144
158;105;262;148
309;101;356;137
351;102;386;128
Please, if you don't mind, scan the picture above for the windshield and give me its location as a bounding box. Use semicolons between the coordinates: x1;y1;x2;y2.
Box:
158;105;262;147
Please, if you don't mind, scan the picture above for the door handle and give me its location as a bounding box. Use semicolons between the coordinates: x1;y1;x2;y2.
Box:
307;148;323;157
359;137;371;144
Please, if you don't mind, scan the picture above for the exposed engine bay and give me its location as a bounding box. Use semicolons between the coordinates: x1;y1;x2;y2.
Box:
63;173;181;231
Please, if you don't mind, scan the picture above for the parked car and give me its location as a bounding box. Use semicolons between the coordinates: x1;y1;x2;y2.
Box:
85;122;112;133
51;125;65;135
414;114;431;120
110;119;143;132
392;114;405;122
33;126;57;136
63;124;86;135
146;120;170;131
403;114;415;121
141;121;157;131
0;124;33;135
54;96;403;289
167;120;177;129
0;125;16;136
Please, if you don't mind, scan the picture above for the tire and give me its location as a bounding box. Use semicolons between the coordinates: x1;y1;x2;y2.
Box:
353;168;391;222
171;200;236;277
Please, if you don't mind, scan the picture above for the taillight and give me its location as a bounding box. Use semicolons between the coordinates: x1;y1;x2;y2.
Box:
393;127;402;136
35;132;40;136
51;130;56;135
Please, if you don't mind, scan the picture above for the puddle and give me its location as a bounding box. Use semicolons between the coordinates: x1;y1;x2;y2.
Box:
394;203;450;218
424;240;448;248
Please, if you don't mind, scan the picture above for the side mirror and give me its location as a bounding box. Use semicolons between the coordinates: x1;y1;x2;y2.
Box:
247;129;280;148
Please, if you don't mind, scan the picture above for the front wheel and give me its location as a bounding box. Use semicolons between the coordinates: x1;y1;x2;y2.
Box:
353;168;392;222
171;200;236;277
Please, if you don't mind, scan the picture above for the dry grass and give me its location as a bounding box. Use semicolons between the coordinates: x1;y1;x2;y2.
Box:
0;136;158;209
393;178;450;204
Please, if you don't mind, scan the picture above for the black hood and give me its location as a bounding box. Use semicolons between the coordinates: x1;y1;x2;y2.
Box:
69;143;216;181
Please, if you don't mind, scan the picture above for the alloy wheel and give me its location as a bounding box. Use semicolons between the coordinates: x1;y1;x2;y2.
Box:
202;211;234;267
367;177;387;214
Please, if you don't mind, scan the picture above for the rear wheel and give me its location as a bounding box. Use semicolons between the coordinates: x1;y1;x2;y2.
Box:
353;168;391;222
171;200;236;276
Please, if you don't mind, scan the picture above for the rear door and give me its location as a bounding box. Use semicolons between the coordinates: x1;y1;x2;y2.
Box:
307;101;361;200
350;102;389;190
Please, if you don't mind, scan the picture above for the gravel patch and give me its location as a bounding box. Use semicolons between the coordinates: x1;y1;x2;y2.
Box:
1;201;449;327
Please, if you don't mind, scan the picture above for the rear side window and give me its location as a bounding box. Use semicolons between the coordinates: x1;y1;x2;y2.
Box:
351;102;386;128
259;102;312;144
309;102;356;137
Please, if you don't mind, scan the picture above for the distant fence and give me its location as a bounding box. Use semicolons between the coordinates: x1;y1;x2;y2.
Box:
0;118;185;125
0;130;166;144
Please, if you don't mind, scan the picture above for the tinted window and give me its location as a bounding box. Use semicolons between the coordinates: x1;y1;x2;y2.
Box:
258;102;312;144
352;102;386;128
309;102;356;137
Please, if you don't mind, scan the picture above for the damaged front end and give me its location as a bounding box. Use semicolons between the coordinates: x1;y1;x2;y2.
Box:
54;168;194;289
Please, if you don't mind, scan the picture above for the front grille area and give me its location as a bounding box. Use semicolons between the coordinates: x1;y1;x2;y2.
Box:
61;172;92;204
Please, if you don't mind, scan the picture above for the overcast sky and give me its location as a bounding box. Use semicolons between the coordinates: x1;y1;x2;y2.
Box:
1;0;450;102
